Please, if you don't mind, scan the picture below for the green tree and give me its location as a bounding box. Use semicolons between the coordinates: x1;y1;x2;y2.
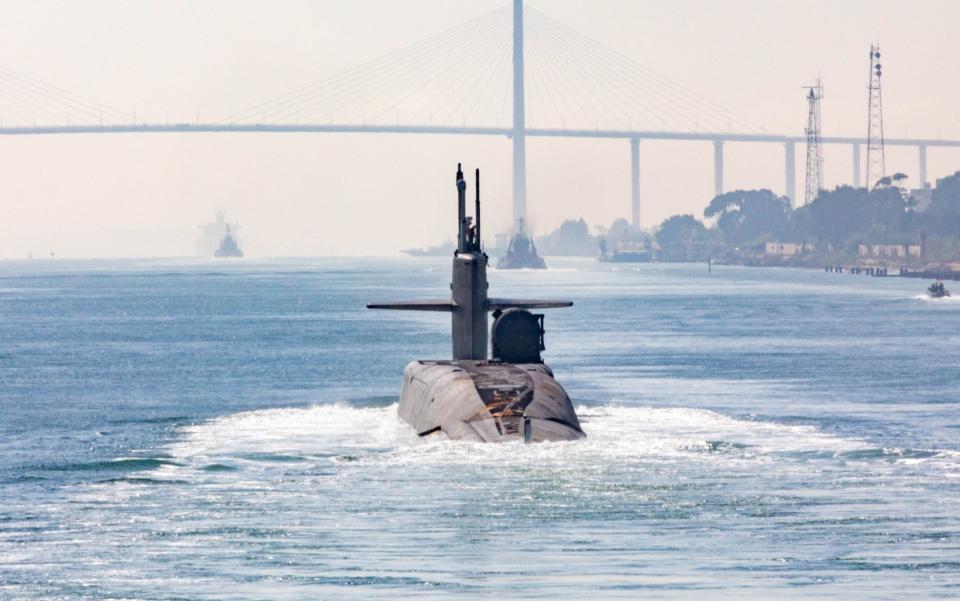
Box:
656;214;714;261
703;189;791;246
605;218;639;242
535;219;598;256
925;171;960;235
807;184;912;248
806;185;864;247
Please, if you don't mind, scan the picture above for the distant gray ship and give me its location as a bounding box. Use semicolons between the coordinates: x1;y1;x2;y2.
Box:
368;164;584;443
214;224;243;258
403;240;456;257
198;211;241;257
497;218;546;269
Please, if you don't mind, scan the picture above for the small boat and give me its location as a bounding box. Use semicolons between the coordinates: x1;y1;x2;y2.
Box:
927;280;950;298
214;224;243;258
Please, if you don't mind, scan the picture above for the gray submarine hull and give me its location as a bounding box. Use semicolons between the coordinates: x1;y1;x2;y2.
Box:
399;360;584;442
369;164;585;444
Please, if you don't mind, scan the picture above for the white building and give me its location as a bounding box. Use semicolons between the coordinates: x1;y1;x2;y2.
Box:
764;242;813;256
857;244;921;258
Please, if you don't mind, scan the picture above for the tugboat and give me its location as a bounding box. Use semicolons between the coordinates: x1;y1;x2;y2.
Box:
928;280;950;298
214;224;243;258
496;218;546;270
368;165;584;443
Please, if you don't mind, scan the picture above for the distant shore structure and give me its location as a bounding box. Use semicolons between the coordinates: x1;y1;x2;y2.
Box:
599;239;652;263
403;240;456;257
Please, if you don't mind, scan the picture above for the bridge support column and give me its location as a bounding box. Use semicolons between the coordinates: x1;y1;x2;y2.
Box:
630;137;640;228
511;0;526;225
852;143;861;187
713;140;724;197
919;144;928;187
784;141;796;203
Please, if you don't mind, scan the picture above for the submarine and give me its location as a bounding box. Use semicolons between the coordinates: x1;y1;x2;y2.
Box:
368;165;585;443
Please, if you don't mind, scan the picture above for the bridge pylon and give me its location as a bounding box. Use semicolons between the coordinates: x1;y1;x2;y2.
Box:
512;0;527;227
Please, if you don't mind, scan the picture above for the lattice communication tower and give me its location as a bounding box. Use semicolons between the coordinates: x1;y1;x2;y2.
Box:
865;45;885;189
803;79;823;204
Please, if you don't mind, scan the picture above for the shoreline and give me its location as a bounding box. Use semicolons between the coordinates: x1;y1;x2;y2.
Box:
709;256;960;280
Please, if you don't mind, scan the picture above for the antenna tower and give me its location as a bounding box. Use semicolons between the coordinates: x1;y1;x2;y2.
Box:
865;45;885;189
803;79;824;204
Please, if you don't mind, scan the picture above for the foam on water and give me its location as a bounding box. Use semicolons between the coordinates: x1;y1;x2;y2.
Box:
38;402;945;600
913;293;960;302
152;402;960;487
167;403;857;463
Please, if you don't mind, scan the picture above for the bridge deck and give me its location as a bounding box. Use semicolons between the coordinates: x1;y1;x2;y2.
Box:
0;123;957;147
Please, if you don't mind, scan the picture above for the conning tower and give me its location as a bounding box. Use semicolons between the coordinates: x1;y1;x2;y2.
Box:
452;164;489;360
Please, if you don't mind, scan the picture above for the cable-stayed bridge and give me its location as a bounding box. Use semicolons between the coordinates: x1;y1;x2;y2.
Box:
1;1;957;227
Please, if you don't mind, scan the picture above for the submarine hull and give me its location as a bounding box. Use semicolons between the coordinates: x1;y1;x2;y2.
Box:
398;360;584;442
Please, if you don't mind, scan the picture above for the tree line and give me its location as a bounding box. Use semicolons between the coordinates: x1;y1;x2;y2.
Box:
654;171;960;262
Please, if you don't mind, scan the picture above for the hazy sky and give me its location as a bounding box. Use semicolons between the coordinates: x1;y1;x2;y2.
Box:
1;0;959;258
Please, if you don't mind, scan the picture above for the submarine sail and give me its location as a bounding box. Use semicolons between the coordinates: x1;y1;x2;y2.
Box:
368;165;584;443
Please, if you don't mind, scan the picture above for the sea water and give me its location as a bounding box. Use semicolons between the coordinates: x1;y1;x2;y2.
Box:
1;257;958;599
